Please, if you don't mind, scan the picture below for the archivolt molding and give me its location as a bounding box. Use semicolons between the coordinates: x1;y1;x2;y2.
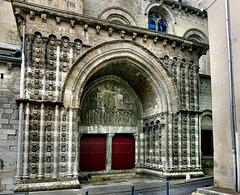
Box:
183;28;208;44
61;40;178;113
99;6;137;26
199;110;212;121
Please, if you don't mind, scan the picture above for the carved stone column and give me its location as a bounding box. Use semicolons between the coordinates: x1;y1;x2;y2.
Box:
26;34;34;99
134;133;139;167
53;104;59;178
67;106;74;177
55;40;61;100
106;133;114;171
195;114;200;169
23;103;30;179
74;133;83;176
168;114;173;169
42;37;48;100
38;103;45;179
69;42;75;69
73;108;80;177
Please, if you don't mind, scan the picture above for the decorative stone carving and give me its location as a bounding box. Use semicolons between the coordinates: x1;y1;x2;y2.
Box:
70;20;75;28
163;39;167;46
96;25;101;34
132;32;137;40
41;13;47;21
80;79;137;126
83;24;88;31
56;16;61;24
153;37;158;44
120;31;126;39
29;11;35;20
108;28;113;36
142;35;148;42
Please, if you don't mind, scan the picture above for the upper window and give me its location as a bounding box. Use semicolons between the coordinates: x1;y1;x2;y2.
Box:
148;12;167;33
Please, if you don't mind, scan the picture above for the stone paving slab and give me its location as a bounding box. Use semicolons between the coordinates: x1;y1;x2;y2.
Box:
0;175;213;195
22;175;213;195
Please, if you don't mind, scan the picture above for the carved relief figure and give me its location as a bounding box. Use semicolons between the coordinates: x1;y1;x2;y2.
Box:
80;79;137;126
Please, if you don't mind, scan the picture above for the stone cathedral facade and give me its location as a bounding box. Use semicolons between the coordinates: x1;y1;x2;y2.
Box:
0;0;211;192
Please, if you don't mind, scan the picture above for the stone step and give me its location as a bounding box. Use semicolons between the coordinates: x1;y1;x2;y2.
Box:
203;168;213;176
87;172;139;182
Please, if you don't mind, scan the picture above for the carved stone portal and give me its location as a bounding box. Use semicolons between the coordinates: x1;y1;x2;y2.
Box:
80;76;138;126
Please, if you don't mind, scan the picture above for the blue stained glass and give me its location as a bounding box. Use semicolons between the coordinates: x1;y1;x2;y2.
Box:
154;12;160;19
158;21;167;33
148;17;156;30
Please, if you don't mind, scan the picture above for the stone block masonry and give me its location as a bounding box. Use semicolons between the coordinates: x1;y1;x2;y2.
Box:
0;63;20;191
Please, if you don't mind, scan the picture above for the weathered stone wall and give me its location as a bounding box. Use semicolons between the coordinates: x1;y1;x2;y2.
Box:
0;62;20;191
25;0;83;14
0;0;20;49
199;75;211;111
182;0;207;10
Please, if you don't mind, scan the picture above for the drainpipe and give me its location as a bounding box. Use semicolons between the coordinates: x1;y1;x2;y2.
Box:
224;0;238;192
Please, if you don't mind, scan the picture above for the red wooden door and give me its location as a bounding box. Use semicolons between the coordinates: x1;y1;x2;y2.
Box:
112;135;135;170
80;135;106;171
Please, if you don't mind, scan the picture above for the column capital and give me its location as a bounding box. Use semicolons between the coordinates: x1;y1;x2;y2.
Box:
69;41;76;48
42;37;49;43
107;133;115;138
56;40;62;46
26;34;34;42
133;133;138;138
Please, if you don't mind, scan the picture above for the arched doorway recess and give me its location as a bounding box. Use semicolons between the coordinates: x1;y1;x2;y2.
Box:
61;40;203;177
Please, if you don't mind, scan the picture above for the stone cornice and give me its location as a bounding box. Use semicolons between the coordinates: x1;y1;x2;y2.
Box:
12;0;208;53
0;55;21;64
162;0;207;18
16;98;63;105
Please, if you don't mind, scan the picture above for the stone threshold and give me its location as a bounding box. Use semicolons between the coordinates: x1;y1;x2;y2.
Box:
194;186;240;195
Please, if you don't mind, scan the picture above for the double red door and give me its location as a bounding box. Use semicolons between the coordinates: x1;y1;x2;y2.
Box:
80;134;135;171
112;135;135;170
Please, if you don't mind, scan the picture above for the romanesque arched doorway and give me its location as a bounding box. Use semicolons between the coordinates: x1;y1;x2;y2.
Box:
201;114;213;172
79;75;139;172
62;40;203;178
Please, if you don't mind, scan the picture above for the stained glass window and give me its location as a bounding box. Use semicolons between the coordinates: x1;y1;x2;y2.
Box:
148;12;167;33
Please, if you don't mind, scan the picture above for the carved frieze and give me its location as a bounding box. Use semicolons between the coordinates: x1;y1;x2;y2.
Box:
81;79;137;126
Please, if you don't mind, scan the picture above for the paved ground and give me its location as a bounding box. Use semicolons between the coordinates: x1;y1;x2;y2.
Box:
114;178;213;195
26;175;213;195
